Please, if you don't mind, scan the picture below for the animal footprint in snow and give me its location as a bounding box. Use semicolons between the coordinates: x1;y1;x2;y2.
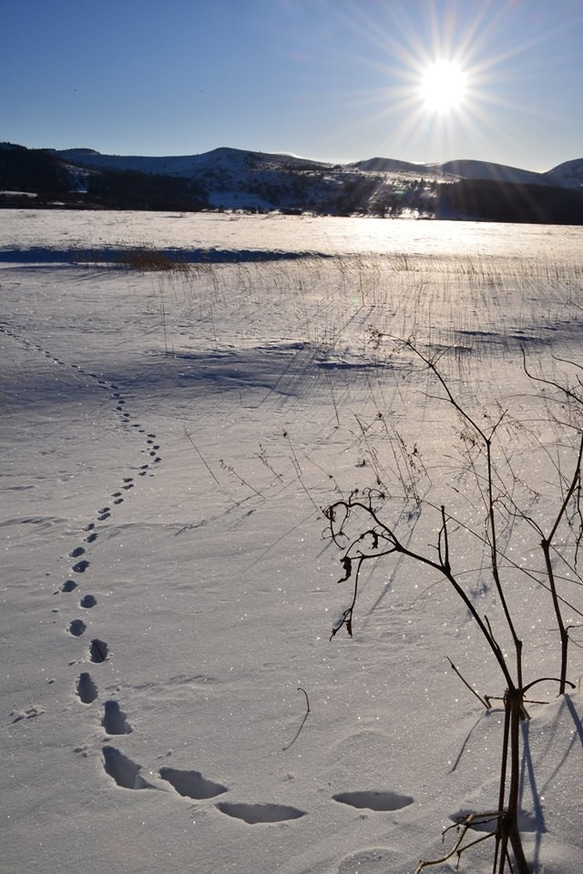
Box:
10;705;44;723
332;791;414;811
76;672;98;704
216;802;306;824
159;767;227;799
102;700;132;735
102;747;153;790
68;619;87;637
90;639;109;663
80;594;97;608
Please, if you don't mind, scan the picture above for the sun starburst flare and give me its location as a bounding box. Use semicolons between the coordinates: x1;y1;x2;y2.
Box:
418;60;468;113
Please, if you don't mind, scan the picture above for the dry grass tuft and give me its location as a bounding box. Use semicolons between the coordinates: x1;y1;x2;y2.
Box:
113;249;189;272
73;247;190;272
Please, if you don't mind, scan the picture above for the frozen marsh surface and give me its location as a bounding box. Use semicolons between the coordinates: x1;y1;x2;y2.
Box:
2;210;583;873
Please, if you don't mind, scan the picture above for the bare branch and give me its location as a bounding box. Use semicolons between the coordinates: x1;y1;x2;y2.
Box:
448;658;491;709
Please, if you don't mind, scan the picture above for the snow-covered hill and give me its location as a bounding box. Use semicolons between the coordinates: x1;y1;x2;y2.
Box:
546;157;583;188
52;145;583;215
3;142;582;216
347;156;435;175
440;159;553;187
57;145;331;177
56;145;583;189
56;145;580;180
55;145;424;213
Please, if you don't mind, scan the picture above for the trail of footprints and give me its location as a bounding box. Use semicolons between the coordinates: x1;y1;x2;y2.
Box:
0;330;213;809
46;362;163;742
27;330;313;823
1;324;415;827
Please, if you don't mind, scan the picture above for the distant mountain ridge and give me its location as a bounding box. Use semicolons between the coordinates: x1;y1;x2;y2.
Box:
440;159;559;187
2;141;583;223
52;145;583;189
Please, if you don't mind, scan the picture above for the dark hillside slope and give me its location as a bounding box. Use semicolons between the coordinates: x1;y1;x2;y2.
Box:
440;159;553;187
437;178;583;224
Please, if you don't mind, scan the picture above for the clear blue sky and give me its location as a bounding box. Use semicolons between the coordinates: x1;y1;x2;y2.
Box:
3;0;582;170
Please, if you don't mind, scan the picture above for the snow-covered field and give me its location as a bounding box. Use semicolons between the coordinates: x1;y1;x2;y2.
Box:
2;210;583;873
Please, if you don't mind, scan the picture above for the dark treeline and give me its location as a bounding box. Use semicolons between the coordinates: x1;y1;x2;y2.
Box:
0;143;209;211
85;168;209;211
437;178;583;224
0;143;69;196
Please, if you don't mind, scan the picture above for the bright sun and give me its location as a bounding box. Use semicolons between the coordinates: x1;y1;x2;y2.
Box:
419;60;467;113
